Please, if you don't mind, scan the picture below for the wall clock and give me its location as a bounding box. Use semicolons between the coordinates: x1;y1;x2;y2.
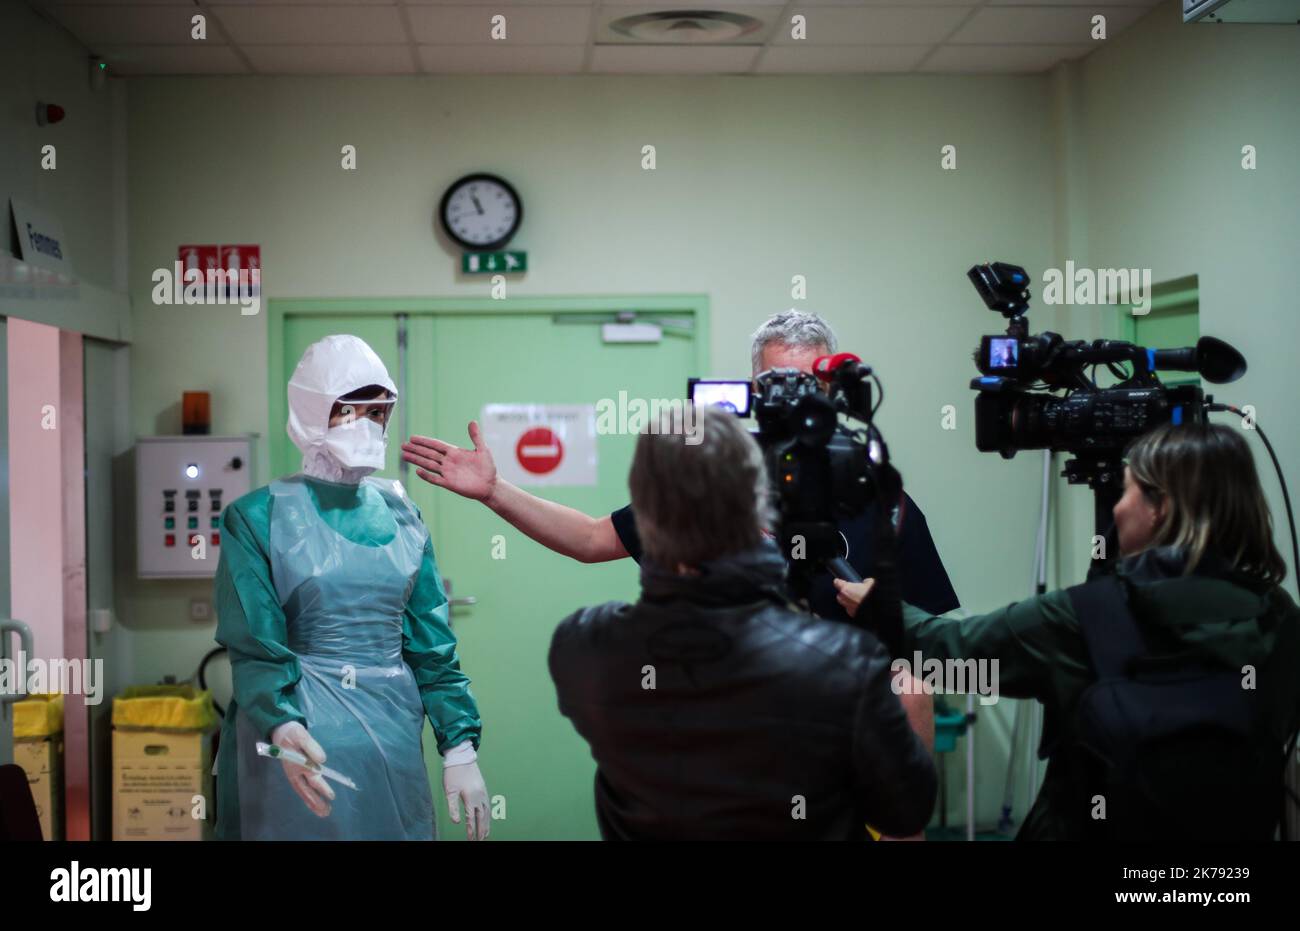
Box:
439;173;522;252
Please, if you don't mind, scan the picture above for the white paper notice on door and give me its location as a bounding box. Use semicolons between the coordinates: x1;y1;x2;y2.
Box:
481;403;597;487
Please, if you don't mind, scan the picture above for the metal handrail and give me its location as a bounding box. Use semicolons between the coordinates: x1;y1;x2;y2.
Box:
0;619;33;706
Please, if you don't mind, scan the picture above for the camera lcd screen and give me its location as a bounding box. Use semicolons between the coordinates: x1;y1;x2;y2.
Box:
987;337;1020;372
688;379;752;417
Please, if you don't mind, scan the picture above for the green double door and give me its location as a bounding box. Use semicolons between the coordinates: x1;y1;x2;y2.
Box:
279;310;699;840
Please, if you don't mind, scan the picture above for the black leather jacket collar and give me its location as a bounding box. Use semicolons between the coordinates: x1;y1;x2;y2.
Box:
639;542;790;609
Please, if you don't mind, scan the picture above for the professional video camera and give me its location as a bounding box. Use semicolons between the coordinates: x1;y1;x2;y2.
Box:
968;261;1248;567
689;354;900;607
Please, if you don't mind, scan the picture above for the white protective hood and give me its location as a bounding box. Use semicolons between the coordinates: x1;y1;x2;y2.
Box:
286;334;398;464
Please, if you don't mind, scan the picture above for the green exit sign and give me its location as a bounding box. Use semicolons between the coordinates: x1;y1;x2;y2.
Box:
462;251;527;274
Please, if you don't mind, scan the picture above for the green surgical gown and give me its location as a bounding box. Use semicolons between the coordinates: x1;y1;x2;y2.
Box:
212;475;480;840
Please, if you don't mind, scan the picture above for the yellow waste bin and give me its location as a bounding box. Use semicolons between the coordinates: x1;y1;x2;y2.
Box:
13;693;65;841
111;685;218;841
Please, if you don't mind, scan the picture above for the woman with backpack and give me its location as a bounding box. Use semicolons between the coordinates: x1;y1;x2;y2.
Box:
835;422;1300;839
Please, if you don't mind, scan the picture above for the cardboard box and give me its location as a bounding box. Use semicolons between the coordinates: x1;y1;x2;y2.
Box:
112;729;213;841
13;736;64;841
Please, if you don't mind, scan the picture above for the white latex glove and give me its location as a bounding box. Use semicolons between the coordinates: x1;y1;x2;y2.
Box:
443;759;489;841
270;721;334;818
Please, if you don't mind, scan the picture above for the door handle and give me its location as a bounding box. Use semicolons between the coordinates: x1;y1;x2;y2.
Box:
0;619;33;707
441;579;477;621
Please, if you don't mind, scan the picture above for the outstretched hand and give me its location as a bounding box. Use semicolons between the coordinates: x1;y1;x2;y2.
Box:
401;421;498;503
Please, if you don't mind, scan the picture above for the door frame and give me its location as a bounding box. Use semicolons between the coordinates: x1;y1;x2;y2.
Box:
268;295;711;478
1114;274;1199;388
1115;274;1198;344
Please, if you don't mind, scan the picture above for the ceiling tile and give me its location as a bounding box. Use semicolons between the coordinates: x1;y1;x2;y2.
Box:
210;5;408;45
199;0;395;4
243;44;417;73
770;6;972;45
951;6;1149;44
95;44;249;74
44;4;223;45
590;45;760;73
758;44;931;72
417;44;586;72
405;5;591;44
37;0;194;7
796;0;978;5
986;0;1157;5
922;43;1095;73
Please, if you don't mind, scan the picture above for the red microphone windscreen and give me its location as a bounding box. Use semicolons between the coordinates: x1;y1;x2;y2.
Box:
813;352;861;380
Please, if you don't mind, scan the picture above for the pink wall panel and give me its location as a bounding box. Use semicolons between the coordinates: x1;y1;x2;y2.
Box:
7;318;65;664
6;318;89;840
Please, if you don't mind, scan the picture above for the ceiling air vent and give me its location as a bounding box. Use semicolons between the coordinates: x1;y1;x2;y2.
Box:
607;10;766;44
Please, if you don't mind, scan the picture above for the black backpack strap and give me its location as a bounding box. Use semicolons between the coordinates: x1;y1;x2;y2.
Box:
1066;576;1147;680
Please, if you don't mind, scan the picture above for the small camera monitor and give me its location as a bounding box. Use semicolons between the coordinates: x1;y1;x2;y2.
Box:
985;336;1020;374
687;379;753;417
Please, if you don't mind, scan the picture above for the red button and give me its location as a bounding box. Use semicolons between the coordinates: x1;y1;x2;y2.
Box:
165;534;175;547
211;532;220;546
189;534;202;547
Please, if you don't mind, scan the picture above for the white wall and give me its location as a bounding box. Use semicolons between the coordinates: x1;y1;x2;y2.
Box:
1073;1;1300;585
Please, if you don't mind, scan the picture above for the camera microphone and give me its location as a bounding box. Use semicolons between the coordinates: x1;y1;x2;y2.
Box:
812;352;867;381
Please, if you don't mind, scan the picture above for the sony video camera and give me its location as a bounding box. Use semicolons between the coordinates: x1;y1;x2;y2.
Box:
968;261;1247;559
689;354;900;604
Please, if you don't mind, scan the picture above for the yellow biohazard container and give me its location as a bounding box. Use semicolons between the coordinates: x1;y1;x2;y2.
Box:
111;685;219;732
13;694;65;840
14;692;64;739
111;685;218;841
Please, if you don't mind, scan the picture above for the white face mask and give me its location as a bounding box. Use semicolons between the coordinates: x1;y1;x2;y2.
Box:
323;417;387;471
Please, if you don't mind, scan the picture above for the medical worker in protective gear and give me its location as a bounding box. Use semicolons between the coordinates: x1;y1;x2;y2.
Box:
213;334;489;841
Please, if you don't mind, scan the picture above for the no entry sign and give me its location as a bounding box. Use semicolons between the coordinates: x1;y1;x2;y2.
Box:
482;404;597;487
516;427;564;475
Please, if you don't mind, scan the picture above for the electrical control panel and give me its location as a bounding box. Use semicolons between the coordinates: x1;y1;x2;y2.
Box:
135;435;254;579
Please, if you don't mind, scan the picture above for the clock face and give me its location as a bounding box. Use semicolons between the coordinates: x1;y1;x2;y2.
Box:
439;174;522;251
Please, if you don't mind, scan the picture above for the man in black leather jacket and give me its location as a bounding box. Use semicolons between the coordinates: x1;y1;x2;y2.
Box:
548;406;937;840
